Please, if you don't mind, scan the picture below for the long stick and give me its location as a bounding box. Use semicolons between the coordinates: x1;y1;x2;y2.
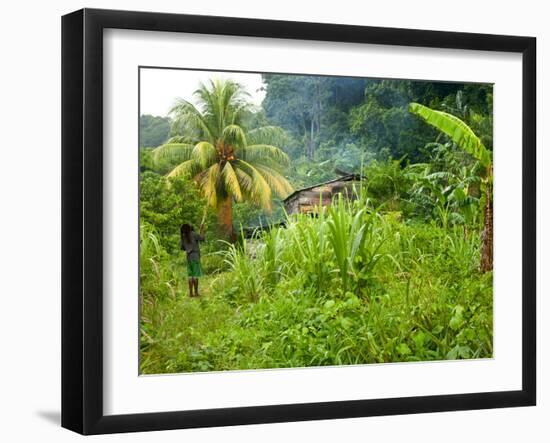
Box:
199;205;208;230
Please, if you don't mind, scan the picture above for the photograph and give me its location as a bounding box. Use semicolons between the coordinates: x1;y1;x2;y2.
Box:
138;67;494;375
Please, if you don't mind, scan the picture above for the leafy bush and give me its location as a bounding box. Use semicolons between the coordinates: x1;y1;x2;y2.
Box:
140;172;217;252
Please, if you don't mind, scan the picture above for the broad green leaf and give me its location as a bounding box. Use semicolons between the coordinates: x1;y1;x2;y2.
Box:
409;102;491;168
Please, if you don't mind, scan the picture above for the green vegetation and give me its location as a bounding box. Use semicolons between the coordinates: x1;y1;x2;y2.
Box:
139;75;493;374
151;79;292;238
408;102;493;271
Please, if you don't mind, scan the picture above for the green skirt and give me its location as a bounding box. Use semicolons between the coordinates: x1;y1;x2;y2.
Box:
187;259;202;278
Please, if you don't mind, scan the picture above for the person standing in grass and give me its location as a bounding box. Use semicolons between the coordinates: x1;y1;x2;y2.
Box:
180;223;205;297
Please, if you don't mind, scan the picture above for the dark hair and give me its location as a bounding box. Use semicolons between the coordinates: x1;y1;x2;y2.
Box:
180;223;193;243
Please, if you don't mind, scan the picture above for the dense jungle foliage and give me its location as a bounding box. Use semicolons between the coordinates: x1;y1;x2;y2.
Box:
139;75;493;374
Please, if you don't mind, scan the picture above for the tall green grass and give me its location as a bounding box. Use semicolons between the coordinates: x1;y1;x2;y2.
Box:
140;190;492;374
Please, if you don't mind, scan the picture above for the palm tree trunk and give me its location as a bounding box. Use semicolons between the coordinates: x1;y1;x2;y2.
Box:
480;183;493;272
217;197;235;241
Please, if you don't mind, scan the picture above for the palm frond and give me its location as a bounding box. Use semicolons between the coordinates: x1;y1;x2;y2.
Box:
234;160;272;211
198;163;222;208
246;126;287;146
166;159;200;179
222;124;247;148
252;164;294;198
222;162;243;202
191;141;218;169
170;98;215;141
240;144;290;166
194;82;221;130
152;143;194;167
235;168;254;197
165;135;193;144
231;103;253;126
194;79;250;135
215;78;250;112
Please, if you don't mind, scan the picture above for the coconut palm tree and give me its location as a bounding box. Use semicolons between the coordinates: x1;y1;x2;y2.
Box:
409;102;493;272
153;79;293;239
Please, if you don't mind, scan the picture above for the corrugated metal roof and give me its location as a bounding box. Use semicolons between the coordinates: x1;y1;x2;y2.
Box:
283;173;364;202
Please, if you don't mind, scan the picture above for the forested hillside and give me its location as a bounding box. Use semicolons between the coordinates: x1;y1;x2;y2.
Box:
262;75;491;187
140;114;171;148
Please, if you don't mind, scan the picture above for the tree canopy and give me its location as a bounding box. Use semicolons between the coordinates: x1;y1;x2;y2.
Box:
261;76;492;173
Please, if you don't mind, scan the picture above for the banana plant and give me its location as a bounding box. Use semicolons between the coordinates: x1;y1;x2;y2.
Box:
409;103;493;272
405;158;480;230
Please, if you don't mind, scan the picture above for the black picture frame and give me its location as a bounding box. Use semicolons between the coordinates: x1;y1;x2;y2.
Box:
61;8;536;435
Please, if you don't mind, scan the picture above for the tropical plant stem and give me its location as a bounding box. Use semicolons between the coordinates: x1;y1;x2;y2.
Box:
480;182;493;272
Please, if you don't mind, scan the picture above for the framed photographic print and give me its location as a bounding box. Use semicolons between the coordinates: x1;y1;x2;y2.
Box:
61;8;536;435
